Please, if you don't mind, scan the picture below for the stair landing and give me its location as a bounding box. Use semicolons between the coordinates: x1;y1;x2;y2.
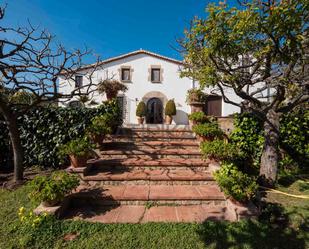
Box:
65;205;228;223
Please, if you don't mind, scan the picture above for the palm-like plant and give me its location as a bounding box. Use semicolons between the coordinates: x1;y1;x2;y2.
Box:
97;79;128;100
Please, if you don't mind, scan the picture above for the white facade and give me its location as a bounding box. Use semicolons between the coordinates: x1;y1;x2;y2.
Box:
59;50;241;124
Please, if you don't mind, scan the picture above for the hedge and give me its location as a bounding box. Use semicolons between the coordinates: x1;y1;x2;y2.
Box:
0;100;122;168
230;109;309;170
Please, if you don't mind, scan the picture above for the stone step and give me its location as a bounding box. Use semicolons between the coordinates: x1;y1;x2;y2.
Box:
108;134;196;141
83;168;214;185
99;149;201;155
118;130;194;137
99;154;201;160
64;205;227;223
98;148;201;159
90;158;208;169
121;124;192;131
101;141;200;150
73;185;226;206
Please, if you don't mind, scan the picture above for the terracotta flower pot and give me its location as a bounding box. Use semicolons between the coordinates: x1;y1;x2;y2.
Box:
106;92;117;101
90;134;105;146
189;102;204;113
69;154;88;168
165;115;173;125
229;197;247;206
196;135;215;142
137;117;144;124
189;120;197;126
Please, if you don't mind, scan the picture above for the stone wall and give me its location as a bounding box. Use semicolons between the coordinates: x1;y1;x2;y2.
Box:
217;117;234;135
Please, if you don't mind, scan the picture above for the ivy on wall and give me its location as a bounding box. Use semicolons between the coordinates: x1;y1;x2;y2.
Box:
230;109;309;171
0;101;122;168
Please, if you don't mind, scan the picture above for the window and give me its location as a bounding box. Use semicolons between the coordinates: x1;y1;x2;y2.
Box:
68;100;83;108
117;96;127;121
121;68;131;82
151;68;161;82
75;75;83;88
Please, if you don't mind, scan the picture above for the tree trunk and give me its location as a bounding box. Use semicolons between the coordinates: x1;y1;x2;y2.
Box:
0;101;24;182
259;109;280;187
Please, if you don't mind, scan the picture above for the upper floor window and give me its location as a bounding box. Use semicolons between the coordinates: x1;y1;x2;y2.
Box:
75;75;83;88
121;68;131;82
151;68;161;82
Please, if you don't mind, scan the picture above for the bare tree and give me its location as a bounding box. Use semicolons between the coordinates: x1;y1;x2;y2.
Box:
0;6;100;182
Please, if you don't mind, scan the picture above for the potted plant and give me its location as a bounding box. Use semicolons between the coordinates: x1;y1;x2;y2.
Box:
28;171;80;207
164;99;176;124
59;137;94;168
192;122;224;142
188;111;208;125
87;114;112;145
97;79;128;100
186;88;208;113
136;101;146;124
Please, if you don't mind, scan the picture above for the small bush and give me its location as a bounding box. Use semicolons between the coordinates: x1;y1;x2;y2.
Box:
214;162;258;202
200;139;241;161
192;122;223;138
186;88;208;104
188;111;208;123
165;99;176;116
59;137;94;157
28;171;79;204
136;101;147;117
87;114;112;136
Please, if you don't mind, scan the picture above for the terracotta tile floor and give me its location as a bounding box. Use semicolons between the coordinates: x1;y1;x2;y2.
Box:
76;185;225;201
65;205;227;223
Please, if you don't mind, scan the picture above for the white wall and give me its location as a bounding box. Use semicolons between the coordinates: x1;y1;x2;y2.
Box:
59;53;194;124
59;53;243;124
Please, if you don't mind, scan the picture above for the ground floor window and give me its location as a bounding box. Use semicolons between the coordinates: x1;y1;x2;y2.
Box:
117;96;127;121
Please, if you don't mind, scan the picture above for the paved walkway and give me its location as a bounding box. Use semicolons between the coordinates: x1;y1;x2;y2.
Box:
65;205;228;223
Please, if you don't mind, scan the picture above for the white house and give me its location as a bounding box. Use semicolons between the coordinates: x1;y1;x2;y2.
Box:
59;49;241;124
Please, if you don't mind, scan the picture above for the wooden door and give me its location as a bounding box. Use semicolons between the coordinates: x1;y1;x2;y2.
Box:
205;95;222;116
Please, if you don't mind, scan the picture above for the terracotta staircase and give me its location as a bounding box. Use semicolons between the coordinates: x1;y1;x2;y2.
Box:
69;125;228;223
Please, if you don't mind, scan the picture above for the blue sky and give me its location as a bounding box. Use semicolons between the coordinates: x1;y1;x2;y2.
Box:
2;0;237;64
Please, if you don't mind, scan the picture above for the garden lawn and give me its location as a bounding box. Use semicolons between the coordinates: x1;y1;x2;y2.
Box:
0;179;308;249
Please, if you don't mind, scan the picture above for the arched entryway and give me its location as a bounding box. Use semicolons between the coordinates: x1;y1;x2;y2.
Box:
146;98;163;124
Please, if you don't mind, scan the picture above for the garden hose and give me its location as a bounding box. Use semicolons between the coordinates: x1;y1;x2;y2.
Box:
260;186;309;199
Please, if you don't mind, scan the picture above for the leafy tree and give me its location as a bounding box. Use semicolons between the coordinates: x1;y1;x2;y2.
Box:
181;0;309;186
0;6;99;182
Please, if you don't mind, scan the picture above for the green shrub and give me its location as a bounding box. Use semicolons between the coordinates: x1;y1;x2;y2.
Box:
165;99;176;116
186;88;208;104
214;162;258;202
59;137;94;157
230;113;264;167
230;110;309;170
200;139;241;161
0;100;121;168
28;171;79;204
192;122;223;138
87;114;113;136
188;111;208;123
280;108;309;168
136;102;147;117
